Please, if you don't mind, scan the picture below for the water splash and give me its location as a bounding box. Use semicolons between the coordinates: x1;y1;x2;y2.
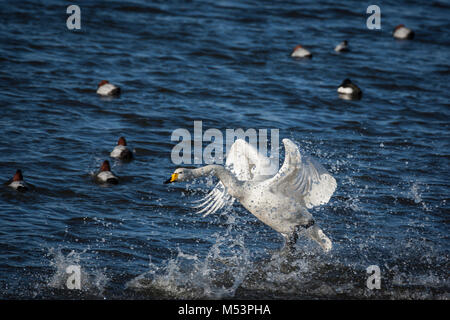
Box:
126;221;253;299
409;182;431;211
46;248;108;296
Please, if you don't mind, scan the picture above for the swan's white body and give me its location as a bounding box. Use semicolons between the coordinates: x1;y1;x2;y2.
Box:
168;138;337;251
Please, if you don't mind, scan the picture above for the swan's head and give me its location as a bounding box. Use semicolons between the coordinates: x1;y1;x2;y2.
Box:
164;168;195;184
306;225;332;252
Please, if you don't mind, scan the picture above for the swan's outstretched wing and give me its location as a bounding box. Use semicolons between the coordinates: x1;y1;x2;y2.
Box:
225;139;278;180
266;139;336;208
193;181;235;217
194;139;276;217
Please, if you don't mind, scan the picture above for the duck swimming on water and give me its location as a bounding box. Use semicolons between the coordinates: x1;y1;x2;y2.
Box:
7;170;28;192
291;45;312;58
393;24;414;40
96;80;121;96
110;137;133;161
96;160;119;184
334;40;349;52
337;78;362;100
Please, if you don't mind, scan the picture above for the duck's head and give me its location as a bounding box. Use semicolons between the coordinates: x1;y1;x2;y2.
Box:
164;168;195;184
340;78;352;86
292;45;304;53
98;80;109;88
100;160;111;172
13;169;24;181
118;136;127;146
394;24;405;31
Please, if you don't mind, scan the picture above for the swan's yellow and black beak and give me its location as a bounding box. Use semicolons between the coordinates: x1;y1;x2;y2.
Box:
164;173;178;184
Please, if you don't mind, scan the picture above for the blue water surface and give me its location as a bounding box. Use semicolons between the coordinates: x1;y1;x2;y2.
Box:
0;0;448;299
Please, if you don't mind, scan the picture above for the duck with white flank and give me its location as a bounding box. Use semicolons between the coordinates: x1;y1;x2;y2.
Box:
334;40;349;52
96;80;121;96
7;170;28;192
110;137;133;161
165;138;336;252
291;45;312;58
96;160;119;184
393;24;414;40
337;79;362;100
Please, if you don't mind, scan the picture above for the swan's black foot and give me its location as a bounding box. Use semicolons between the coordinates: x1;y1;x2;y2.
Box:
283;220;316;253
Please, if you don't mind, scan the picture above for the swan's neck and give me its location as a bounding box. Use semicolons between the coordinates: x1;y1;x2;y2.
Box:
192;165;243;198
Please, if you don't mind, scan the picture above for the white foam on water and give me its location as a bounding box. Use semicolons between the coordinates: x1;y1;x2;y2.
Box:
46;247;108;296
409;182;432;211
126;218;254;299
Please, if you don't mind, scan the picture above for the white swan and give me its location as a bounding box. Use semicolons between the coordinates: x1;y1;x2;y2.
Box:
165;138;337;252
